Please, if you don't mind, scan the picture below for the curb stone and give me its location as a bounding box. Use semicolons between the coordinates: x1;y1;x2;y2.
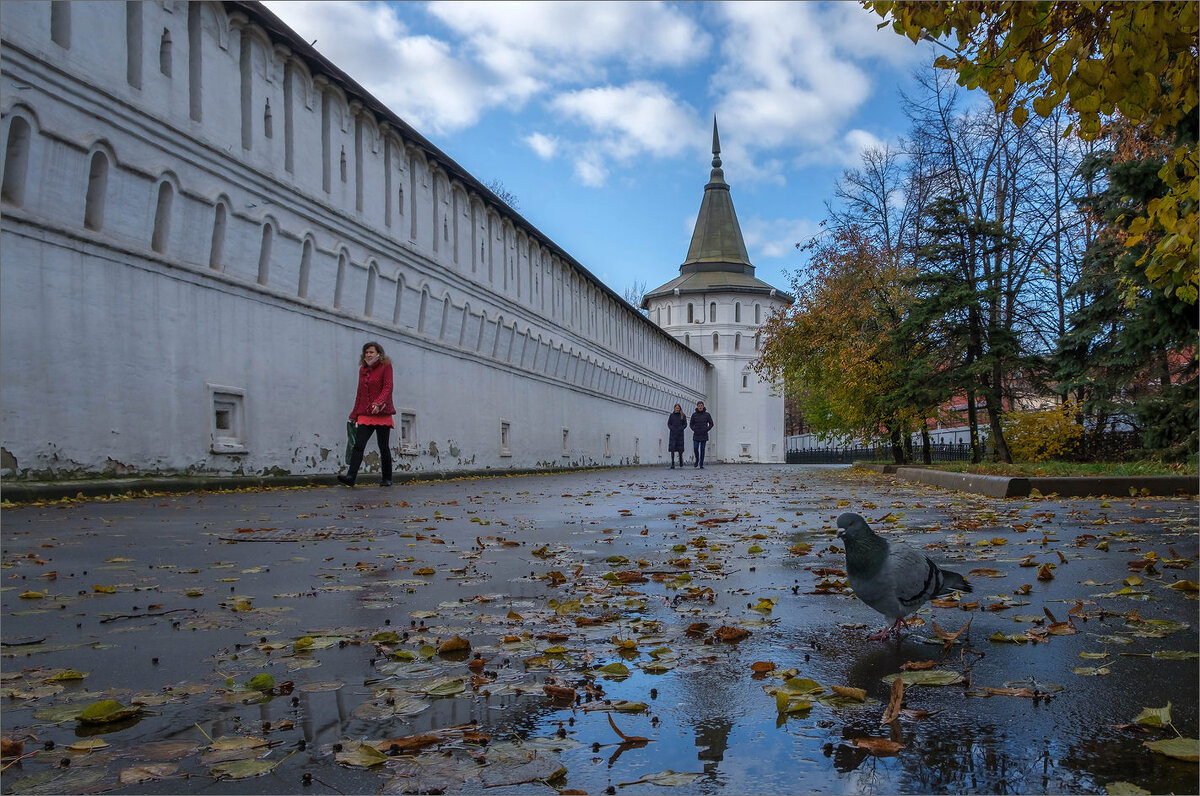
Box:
850;462;1198;498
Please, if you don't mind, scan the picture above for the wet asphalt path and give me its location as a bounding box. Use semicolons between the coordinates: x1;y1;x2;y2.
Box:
1;464;1197;795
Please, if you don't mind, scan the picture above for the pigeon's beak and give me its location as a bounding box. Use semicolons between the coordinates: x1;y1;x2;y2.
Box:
835;529;845;540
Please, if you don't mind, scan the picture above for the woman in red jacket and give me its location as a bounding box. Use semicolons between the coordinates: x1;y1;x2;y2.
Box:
337;341;396;487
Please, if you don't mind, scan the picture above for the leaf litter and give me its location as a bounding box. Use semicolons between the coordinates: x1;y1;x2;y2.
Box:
0;468;1196;793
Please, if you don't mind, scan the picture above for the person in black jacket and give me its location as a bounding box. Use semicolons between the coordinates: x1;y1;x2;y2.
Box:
689;401;714;469
667;403;687;469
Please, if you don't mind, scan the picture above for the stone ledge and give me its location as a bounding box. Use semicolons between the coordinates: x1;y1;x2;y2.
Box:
886;466;1198;498
0;465;598;503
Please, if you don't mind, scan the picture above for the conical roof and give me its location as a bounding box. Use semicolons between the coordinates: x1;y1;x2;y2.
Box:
643;119;792;307
680;118;753;274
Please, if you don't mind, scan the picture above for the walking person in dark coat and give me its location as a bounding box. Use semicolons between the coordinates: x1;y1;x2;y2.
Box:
337;341;396;487
667;403;687;469
689;401;714;469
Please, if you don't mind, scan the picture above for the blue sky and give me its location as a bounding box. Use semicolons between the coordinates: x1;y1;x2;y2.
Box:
262;1;940;302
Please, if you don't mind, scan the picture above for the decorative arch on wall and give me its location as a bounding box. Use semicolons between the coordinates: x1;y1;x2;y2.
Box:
491;313;505;359
51;1;71;48
333;248;349;309
407;147;422;241
298;233;315;297
150;171;180;254
209;195;231;271
235;21;275;152
1;109;38;207
83;141;116;231
392;271;405;325
365;259;379;317
417;284;430;334
256;214;277;285
458;300;471;347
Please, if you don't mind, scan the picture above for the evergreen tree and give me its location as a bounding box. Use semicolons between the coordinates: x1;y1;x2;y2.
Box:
1055;135;1199;459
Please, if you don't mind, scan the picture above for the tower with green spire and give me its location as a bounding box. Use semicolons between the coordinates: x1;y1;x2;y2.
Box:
642;118;793;463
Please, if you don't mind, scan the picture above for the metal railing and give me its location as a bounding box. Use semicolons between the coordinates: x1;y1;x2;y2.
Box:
786;442;987;464
785;433;1143;464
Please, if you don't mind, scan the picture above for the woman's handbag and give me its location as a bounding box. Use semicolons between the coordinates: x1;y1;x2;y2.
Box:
345;420;357;463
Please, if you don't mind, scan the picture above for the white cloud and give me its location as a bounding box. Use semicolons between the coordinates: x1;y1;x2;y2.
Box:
572;150;608;188
551;82;701;160
262;1;501;134
524;132;559;160
706;1;929;180
795;127;888;169
823;2;929;67
740;215;821;260
427;1;711;86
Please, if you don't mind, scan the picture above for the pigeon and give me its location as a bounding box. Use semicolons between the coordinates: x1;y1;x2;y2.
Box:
836;512;972;640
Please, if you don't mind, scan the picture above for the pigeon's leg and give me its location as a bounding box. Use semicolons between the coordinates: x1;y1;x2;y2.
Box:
869;617;906;640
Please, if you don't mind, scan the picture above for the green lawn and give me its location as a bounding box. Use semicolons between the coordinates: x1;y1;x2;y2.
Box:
895;460;1198;478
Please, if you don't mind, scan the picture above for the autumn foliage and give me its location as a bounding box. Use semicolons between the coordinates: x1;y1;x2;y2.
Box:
755;227;917;445
865;1;1199;303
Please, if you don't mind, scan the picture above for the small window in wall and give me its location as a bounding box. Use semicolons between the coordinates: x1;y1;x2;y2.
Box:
263;100;273;139
208;384;247;453
740;443;752;458
297;238;312;297
84;151;109;231
339;147;347;182
741;373;750;391
604;433;612;458
2;116;32;206
500;420;512;457
755;303;761;324
684;333;690;347
735;302;741;323
151;180;173;253
687;303;693;323
159;29;172;77
51;2;71;48
709;302;716;322
399;412;417;454
257;223;273;285
561;428;570;457
126;2;143;88
666;305;671;324
712;332;719;351
209;202;227;270
735;333;741;351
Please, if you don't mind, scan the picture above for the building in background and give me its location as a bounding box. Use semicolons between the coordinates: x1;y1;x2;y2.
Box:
643;122;793;463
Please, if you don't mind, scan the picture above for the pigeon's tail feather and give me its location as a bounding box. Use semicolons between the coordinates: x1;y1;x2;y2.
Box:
940;568;972;594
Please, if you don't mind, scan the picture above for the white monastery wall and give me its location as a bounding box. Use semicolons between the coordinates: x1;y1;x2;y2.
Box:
0;0;709;481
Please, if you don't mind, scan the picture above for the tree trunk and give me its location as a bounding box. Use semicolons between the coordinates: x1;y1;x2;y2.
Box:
966;386;981;464
985;361;1012;463
921;422;932;465
890;426;906;464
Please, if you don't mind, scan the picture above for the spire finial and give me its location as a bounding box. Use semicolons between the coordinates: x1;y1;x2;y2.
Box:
711;116;722;169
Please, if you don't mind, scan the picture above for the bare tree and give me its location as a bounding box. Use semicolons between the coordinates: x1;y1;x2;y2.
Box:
484;179;520;212
622;281;648;314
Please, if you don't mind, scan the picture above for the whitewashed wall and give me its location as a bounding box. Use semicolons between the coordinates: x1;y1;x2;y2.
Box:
0;1;709;480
